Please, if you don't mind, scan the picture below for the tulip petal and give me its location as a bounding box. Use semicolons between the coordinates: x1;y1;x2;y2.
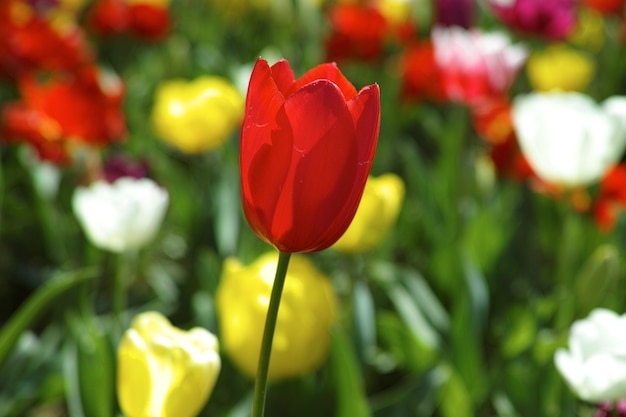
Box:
269;59;296;95
241;59;292;242
348;83;380;168
275;79;359;252
287;62;358;100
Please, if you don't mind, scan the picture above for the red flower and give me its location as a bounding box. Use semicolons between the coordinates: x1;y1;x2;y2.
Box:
240;58;380;253
1;66;126;163
398;41;446;102
489;134;534;181
583;0;626;15
0;0;92;78
87;0;130;35
87;0;170;40
594;164;626;231
472;98;516;145
128;3;170;40
325;4;389;62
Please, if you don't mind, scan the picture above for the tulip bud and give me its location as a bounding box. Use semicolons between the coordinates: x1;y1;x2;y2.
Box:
151;76;244;153
216;252;337;381
332;173;405;254
117;311;221;417
72;177;169;253
240;58;380;253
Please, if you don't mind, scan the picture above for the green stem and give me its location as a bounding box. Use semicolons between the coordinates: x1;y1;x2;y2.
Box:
554;203;582;330
113;252;133;330
251;251;292;417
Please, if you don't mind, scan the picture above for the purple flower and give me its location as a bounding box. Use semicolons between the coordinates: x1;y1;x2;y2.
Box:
434;0;476;29
488;0;577;41
24;0;59;11
103;154;150;184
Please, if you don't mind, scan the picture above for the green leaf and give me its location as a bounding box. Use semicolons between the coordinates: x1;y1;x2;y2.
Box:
401;269;450;334
0;268;98;368
501;306;537;359
331;327;371;417
438;364;473;417
376;312;437;374
574;244;622;317
65;313;115;417
352;279;377;362
214;166;241;257
386;282;439;350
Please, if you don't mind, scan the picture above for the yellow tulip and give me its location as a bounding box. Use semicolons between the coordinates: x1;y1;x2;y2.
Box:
151;76;244;153
216;252;337;382
526;45;595;93
332;173;405;254
379;0;413;27
117;312;221;417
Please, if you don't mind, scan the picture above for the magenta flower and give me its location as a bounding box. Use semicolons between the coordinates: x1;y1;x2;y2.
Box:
434;0;476;29
488;0;577;41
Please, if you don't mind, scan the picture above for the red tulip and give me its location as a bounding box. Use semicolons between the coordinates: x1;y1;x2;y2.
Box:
240;58;380;253
1;66;126;163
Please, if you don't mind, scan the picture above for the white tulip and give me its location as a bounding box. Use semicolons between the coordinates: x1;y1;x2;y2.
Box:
555;308;626;403
512;92;626;187
73;177;169;253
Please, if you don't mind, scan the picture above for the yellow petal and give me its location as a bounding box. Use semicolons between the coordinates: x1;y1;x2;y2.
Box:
217;252;337;382
117;312;220;417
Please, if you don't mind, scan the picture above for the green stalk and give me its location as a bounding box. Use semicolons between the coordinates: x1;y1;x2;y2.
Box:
554;202;582;330
113;253;126;323
112;252;136;332
251;251;292;417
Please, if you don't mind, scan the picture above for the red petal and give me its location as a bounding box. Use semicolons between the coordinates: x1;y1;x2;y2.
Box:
269;59;295;95
273;79;358;252
349;83;380;167
287;62;357;100
241;58;292;244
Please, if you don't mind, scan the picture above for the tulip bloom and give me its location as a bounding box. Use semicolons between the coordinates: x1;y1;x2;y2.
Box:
151;76;244;153
594;164;626;231
512;92;626;187
240;58;380;253
526;45;595;93
398;41;447;103
0;66;126;163
216;252;337;382
117;311;221;417
332;173;405;253
0;0;93;78
488;0;577;41
325;3;389;62
555;308;626;403
72;177;169;253
434;0;476;28
431;26;528;106
583;0;625;15
88;0;171;40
